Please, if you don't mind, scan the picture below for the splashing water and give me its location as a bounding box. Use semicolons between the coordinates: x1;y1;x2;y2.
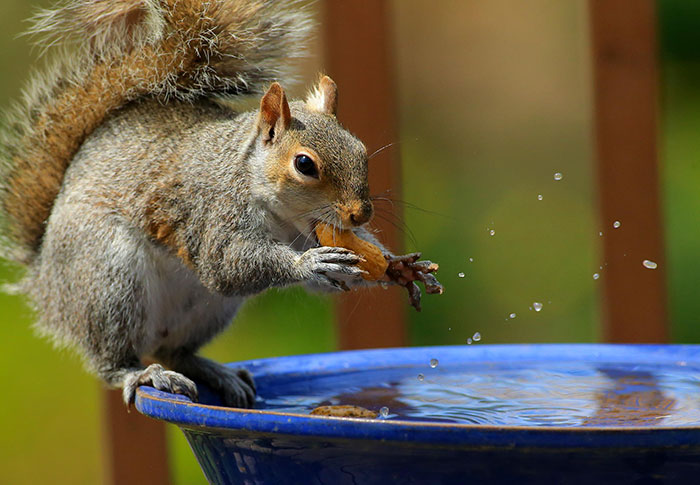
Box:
643;260;658;270
533;302;543;312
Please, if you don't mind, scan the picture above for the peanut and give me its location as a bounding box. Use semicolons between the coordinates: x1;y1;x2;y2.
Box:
315;222;388;280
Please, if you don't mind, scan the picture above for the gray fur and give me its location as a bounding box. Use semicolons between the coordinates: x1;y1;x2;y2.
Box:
23;95;384;406
2;1;389;408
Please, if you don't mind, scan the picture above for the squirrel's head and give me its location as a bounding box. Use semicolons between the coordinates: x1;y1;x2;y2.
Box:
254;76;373;233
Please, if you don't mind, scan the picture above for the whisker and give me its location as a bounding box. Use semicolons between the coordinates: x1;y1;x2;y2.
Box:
372;210;418;248
368;141;399;161
371;195;451;219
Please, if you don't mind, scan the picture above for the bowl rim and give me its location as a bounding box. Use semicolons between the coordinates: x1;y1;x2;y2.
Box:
135;343;700;448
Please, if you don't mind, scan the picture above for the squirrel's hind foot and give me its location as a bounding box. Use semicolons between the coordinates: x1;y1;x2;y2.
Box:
122;363;198;406
162;355;256;408
211;365;256;409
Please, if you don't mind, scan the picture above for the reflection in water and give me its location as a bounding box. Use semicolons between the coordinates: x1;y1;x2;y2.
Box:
260;362;700;427
582;368;676;426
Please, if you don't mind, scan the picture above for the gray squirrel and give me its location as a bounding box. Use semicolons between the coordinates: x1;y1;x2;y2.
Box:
0;0;441;407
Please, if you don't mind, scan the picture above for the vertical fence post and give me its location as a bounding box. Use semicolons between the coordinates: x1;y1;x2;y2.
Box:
322;0;407;350
589;0;668;342
102;388;171;485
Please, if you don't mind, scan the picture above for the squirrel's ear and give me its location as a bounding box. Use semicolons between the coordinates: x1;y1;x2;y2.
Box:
259;82;291;143
306;75;338;116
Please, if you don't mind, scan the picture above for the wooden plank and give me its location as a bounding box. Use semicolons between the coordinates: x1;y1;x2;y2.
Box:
102;388;171;485
589;0;668;342
322;0;407;349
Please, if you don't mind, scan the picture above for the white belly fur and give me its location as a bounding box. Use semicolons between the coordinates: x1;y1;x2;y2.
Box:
138;242;244;356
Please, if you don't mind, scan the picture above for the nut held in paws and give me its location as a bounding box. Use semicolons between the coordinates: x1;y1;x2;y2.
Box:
315;222;388;280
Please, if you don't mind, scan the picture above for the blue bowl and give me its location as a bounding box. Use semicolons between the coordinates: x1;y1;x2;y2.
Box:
136;344;700;484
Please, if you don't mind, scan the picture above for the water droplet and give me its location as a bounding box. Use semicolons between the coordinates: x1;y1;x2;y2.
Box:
448;327;452;331
599;231;603;237
469;257;474;262
537;194;543;201
473;332;481;341
417;373;425;382
533;302;543;312
489;229;496;236
613;220;621;228
379;406;389;418
430;358;439;368
509;313;516;319
467;338;473;344
593;273;600;280
458;272;465;278
642;259;658;270
554;172;563;181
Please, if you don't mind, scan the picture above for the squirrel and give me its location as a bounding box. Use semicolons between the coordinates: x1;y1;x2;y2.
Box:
0;0;441;408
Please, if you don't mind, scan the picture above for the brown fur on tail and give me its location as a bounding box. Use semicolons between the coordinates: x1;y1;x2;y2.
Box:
0;0;311;263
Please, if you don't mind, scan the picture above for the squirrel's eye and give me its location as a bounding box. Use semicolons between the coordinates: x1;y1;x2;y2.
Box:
294;154;319;178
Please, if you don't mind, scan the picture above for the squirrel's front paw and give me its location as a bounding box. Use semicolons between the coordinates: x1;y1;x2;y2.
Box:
298;246;366;291
122;363;198;406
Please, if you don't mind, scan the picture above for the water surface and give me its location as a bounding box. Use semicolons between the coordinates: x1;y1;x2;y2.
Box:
258;361;700;427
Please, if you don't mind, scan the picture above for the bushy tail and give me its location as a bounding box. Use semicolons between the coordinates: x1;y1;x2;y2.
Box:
0;0;311;263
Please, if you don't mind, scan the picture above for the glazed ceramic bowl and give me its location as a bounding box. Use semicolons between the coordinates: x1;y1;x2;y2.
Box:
136;344;700;484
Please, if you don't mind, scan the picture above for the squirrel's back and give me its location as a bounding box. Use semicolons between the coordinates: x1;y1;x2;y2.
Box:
0;0;311;264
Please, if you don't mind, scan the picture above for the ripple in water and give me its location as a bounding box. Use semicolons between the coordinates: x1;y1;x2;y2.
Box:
259;362;700;427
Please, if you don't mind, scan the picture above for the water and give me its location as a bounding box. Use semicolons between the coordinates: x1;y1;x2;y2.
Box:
613;220;621;228
593;273;600;280
509;313;516;319
537;194;543;201
533;302;543;312
458;272;465;278
259;361;700;427
489;229;495;236
430;359;439;368
472;332;481;341
554;172;563;181
379;406;389;418
643;259;658;269
417;373;425;382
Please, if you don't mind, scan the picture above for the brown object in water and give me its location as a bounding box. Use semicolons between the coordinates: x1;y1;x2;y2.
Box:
315;222;388;280
310;405;379;419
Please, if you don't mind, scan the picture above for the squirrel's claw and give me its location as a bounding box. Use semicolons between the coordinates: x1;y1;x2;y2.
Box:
122;363;198;407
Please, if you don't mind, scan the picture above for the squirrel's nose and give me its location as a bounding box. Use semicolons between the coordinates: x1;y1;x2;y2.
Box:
349;202;373;226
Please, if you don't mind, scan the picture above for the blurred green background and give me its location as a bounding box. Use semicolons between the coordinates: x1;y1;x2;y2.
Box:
1;0;698;483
